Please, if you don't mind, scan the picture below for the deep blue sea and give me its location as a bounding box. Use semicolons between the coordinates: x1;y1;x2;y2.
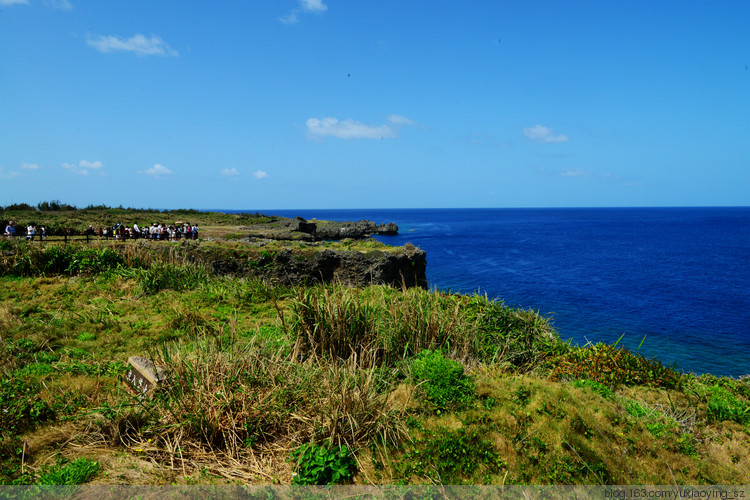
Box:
244;207;750;378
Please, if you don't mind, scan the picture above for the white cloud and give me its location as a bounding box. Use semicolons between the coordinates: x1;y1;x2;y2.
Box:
306;117;397;140
280;0;327;24
253;170;269;179
300;0;327;12
21;163;40;170
141;163;172;176
0;0;29;6
79;160;102;169
62;160;103;176
0;168;20;180
221;168;240;177
87;34;178;57
523;125;569;143
280;13;299;24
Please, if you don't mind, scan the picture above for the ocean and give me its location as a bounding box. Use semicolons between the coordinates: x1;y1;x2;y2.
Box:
249;207;750;378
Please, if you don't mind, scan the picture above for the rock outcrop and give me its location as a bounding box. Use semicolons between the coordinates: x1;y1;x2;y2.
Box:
314;220;399;239
211;246;426;289
243;217;399;242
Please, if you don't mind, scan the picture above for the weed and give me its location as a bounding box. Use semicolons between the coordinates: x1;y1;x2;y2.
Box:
288;443;356;485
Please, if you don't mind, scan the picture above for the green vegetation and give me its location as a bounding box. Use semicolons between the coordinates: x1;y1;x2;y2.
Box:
289;443;357;485
37;458;100;485
0;206;748;485
411;350;476;412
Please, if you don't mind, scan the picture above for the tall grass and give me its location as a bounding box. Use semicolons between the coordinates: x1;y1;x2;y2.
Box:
0;241;125;277
289;285;560;368
102;333;407;465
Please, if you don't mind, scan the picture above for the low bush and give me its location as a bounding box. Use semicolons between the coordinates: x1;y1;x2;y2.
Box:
411;350;475;412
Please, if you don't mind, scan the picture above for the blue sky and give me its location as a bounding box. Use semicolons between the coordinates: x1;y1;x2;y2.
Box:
1;0;748;209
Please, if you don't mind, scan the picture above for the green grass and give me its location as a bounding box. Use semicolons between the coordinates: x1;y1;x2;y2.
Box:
37;458;100;485
0;238;748;485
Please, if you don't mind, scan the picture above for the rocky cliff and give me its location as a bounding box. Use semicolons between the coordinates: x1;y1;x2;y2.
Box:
210;245;427;288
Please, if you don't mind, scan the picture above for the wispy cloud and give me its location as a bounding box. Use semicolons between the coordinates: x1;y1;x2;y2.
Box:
62;160;102;176
21;163;40;170
87;34;178;57
537;166;623;183
0;0;29;6
221;168;240;177
0;168;21;180
140;163;172;176
253;170;269;179
386;114;416;126
523;125;569;143
306;115;417;140
280;0;327;24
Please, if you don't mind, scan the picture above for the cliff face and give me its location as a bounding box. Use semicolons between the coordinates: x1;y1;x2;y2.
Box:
211;246;427;288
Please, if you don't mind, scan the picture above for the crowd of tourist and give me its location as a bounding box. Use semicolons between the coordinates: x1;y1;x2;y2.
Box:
3;220;199;241
86;222;199;241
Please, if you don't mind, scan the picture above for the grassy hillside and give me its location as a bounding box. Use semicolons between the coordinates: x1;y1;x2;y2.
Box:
0;212;748;485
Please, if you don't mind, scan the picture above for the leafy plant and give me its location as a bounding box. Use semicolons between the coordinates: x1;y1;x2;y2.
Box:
411;350;475;412
288;443;356;485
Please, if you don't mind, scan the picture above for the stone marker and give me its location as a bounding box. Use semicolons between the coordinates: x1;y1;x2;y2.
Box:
125;356;166;397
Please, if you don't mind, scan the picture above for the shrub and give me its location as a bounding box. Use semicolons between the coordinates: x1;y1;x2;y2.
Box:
411;350;475;412
549;343;682;389
472;298;561;367
289;443;356;485
706;386;750;425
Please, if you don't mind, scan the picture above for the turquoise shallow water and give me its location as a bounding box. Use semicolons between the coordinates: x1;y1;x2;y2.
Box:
236;207;750;377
